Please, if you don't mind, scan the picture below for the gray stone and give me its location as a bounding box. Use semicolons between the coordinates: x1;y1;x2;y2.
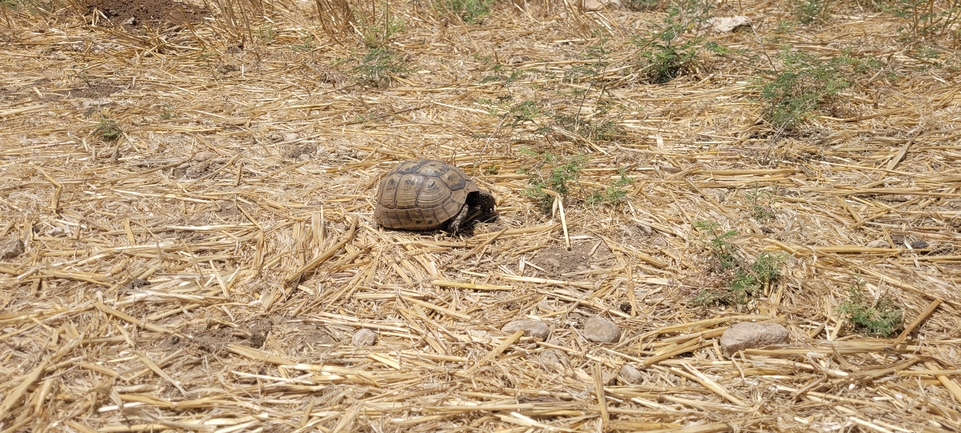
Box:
502;319;551;340
703;16;752;34
619;364;644;384
583;315;621;343
351;328;377;347
0;238;24;260
720;322;789;354
539;349;568;371
582;0;621;11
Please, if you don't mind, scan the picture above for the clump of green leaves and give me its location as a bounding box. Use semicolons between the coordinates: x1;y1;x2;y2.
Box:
564;39;610;84
692;221;785;305
588;167;635;205
436;0;492;24
878;0;961;39
291;31;318;52
355;8;405;48
792;0;832;24
349;47;407;87
255;23;277;43
632;0;712;83
746;183;777;223
757;48;862;130
94;116;122;142
520;150;587;211
836;282;904;337
508;100;541;126
625;0;664;11
519;150;635;211
551;113;623;143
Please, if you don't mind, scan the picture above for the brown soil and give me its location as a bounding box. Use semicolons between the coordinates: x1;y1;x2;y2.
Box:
82;0;209;28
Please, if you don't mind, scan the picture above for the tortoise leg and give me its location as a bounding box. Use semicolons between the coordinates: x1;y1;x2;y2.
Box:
448;205;470;234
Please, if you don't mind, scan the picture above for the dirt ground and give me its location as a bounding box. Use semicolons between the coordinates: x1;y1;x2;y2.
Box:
1;0;960;431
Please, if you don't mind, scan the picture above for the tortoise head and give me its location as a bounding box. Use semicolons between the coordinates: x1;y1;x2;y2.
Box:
467;190;498;223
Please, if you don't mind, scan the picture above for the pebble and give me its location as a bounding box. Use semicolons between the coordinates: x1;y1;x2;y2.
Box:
583;315;621;343
194;151;217;161
866;239;890;248
539;349;568;371
618;364;644;384
720;322;789;355
0;238;24;260
502;319;551;340
351;328;377;347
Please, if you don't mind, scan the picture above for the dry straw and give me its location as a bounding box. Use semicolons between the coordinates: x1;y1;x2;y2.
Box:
1;0;960;431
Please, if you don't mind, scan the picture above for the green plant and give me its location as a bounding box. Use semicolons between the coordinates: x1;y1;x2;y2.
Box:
836;281;904;337
625;0;663;11
436;0;492;24
793;0;832;24
564;40;609;84
479;64;526;85
746;183;776;223
159;104;174;120
0;0;52;10
94;116;122;142
587;167;634;205
255;23;277;43
520;150;586;211
632;0;711;83
695;221;740;271
756;48;854;130
350;47;407;87
552;113;622;142
353;5;405;48
879;0;961;39
692;221;785;305
507;100;541;126
291;31;318;52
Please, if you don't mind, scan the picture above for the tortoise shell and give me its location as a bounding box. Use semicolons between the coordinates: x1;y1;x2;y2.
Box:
374;159;496;233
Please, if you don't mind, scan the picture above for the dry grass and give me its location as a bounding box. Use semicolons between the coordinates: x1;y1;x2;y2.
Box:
1;0;960;431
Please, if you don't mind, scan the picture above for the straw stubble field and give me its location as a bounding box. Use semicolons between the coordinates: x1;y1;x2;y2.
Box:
1;0;960;431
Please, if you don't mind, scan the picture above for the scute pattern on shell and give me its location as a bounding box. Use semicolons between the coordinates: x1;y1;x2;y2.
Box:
374;159;480;231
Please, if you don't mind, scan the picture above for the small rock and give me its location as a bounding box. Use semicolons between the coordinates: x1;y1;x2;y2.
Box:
194;151;217;161
539;349;568;371
502;319;551;340
619;364;644;384
351;328;377;347
720;322;789;355
536;301;558;313
909;239;928;249
581;0;621;11
583;315;621;343
0;238;24;260
866;239;890;248
703;16;752;34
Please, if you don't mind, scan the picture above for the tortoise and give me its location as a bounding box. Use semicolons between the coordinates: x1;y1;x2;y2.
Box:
374;159;497;234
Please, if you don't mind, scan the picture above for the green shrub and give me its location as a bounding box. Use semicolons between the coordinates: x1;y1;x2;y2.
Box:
836;283;904;337
436;0;492;24
632;0;712;83
756;48;855;130
692;221;785;305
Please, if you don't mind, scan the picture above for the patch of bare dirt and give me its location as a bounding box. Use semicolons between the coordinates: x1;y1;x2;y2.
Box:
81;0;210;29
530;238;615;277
